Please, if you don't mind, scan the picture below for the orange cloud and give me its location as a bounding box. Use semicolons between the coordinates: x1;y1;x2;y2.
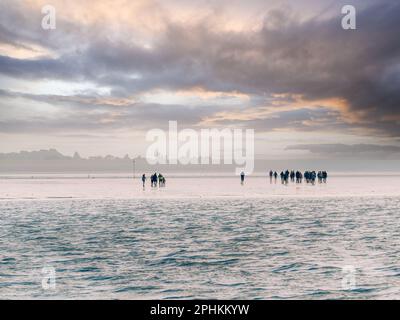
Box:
0;42;57;59
200;93;355;127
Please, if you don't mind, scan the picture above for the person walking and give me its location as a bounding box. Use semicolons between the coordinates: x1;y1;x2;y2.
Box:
141;174;146;188
240;171;245;184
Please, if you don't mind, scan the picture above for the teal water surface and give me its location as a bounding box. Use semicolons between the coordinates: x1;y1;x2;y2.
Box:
1;195;400;299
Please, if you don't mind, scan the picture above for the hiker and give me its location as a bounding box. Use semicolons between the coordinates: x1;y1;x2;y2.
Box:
290;170;295;182
142;174;146;187
295;171;301;183
284;170;290;184
322;171;328;183
317;171;323;183
158;174;166;187
151;173;158;187
311;171;316;184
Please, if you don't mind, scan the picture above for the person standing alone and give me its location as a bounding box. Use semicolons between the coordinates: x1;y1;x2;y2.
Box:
240;171;245;185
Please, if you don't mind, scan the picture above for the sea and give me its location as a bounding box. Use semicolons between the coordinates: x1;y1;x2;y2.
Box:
1;173;400;299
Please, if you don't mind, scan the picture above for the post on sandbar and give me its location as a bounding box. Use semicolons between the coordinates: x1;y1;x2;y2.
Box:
132;159;136;179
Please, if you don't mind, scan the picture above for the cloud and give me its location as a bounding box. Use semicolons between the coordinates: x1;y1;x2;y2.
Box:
0;87;349;135
0;0;399;139
0;88;221;133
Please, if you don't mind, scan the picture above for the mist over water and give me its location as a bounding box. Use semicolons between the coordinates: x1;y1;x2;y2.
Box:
1;175;400;299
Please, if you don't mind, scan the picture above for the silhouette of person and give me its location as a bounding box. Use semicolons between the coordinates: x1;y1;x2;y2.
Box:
142;174;146;188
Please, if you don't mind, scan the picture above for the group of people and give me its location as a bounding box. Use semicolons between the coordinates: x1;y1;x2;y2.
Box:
141;170;327;187
141;173;166;188
269;170;328;185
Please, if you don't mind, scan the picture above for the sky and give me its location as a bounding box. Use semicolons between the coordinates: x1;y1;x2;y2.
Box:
0;0;399;161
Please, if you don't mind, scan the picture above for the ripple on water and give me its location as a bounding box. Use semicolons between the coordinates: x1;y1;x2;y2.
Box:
0;196;399;299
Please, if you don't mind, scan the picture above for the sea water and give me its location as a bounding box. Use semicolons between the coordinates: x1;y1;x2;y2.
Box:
1;174;400;299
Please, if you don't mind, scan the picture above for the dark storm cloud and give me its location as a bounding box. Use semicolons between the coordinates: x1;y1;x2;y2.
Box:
1;0;399;135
